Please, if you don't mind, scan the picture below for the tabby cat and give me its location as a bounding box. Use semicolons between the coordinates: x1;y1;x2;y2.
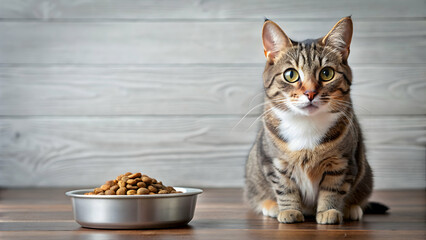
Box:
244;17;376;224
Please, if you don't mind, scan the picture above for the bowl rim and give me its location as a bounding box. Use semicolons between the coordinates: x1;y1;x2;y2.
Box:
66;187;203;199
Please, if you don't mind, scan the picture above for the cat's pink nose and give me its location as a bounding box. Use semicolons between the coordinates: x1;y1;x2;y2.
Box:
304;90;317;101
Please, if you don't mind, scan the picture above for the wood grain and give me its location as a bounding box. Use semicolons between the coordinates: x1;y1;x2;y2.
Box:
0;0;424;20
0;21;424;65
0;66;424;116
0;188;425;240
0;116;424;188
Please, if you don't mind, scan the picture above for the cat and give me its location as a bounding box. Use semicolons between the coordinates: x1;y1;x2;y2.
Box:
244;16;386;225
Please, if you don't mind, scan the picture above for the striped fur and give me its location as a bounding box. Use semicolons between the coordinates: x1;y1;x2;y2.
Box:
244;17;373;224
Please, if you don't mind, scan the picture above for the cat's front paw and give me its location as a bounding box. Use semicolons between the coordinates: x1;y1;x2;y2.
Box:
261;200;279;218
277;209;304;223
316;209;343;224
344;205;363;221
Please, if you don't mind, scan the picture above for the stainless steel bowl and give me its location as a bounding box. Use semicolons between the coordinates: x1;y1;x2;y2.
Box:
66;187;203;229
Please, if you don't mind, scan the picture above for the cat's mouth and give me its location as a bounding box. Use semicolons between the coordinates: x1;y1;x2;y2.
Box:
302;103;318;110
300;103;319;114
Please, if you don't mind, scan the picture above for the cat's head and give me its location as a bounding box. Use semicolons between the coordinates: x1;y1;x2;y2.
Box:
262;17;353;116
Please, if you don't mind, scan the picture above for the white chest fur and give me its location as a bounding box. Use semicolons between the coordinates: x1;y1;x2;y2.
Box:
272;107;340;151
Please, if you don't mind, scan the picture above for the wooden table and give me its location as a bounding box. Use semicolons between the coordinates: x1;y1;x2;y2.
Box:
0;188;425;240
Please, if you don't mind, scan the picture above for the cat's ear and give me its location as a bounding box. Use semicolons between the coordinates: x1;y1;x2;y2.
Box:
321;16;353;61
262;20;292;63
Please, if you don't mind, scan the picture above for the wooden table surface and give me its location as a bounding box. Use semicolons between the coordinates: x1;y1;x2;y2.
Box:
0;188;425;240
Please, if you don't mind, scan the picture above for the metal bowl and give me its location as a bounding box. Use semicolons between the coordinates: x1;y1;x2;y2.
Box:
66;187;203;229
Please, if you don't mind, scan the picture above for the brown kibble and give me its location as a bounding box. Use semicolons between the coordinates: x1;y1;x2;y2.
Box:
128;172;142;179
153;183;165;190
137;182;146;188
126;184;138;190
127;190;137;195
126;179;137;185
105;189;116;195
142;176;152;184
148;185;158;193
116;187;127;195
118;180;126;188
137;188;150;195
91;172;181;196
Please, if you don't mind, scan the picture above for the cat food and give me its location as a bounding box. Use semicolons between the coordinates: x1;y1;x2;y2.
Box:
84;172;182;195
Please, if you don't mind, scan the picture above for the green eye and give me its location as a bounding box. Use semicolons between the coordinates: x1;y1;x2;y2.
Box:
283;69;299;83
319;67;335;81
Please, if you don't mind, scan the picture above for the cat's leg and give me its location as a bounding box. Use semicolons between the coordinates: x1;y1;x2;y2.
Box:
316;168;350;224
266;165;305;223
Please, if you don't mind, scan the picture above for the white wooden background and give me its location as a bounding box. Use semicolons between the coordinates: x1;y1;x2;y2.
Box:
0;0;424;189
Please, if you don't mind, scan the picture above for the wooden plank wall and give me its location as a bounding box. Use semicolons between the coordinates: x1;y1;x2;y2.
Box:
0;0;424;189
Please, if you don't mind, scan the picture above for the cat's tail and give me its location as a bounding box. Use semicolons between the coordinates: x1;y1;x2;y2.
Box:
364;202;389;214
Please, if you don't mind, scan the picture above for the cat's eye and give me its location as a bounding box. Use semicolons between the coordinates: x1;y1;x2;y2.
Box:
283;69;299;83
319;67;335;81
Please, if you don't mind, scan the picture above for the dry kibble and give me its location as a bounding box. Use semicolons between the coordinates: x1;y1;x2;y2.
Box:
118;180;126;188
126;179;137;185
128;173;142;179
153;184;165;190
137;188;149;195
148;185;158;193
142;177;152;184
94;188;103;194
116;187;127;195
126;184;138;190
127;190;137;195
86;172;181;196
100;184;111;191
105;189;116;195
